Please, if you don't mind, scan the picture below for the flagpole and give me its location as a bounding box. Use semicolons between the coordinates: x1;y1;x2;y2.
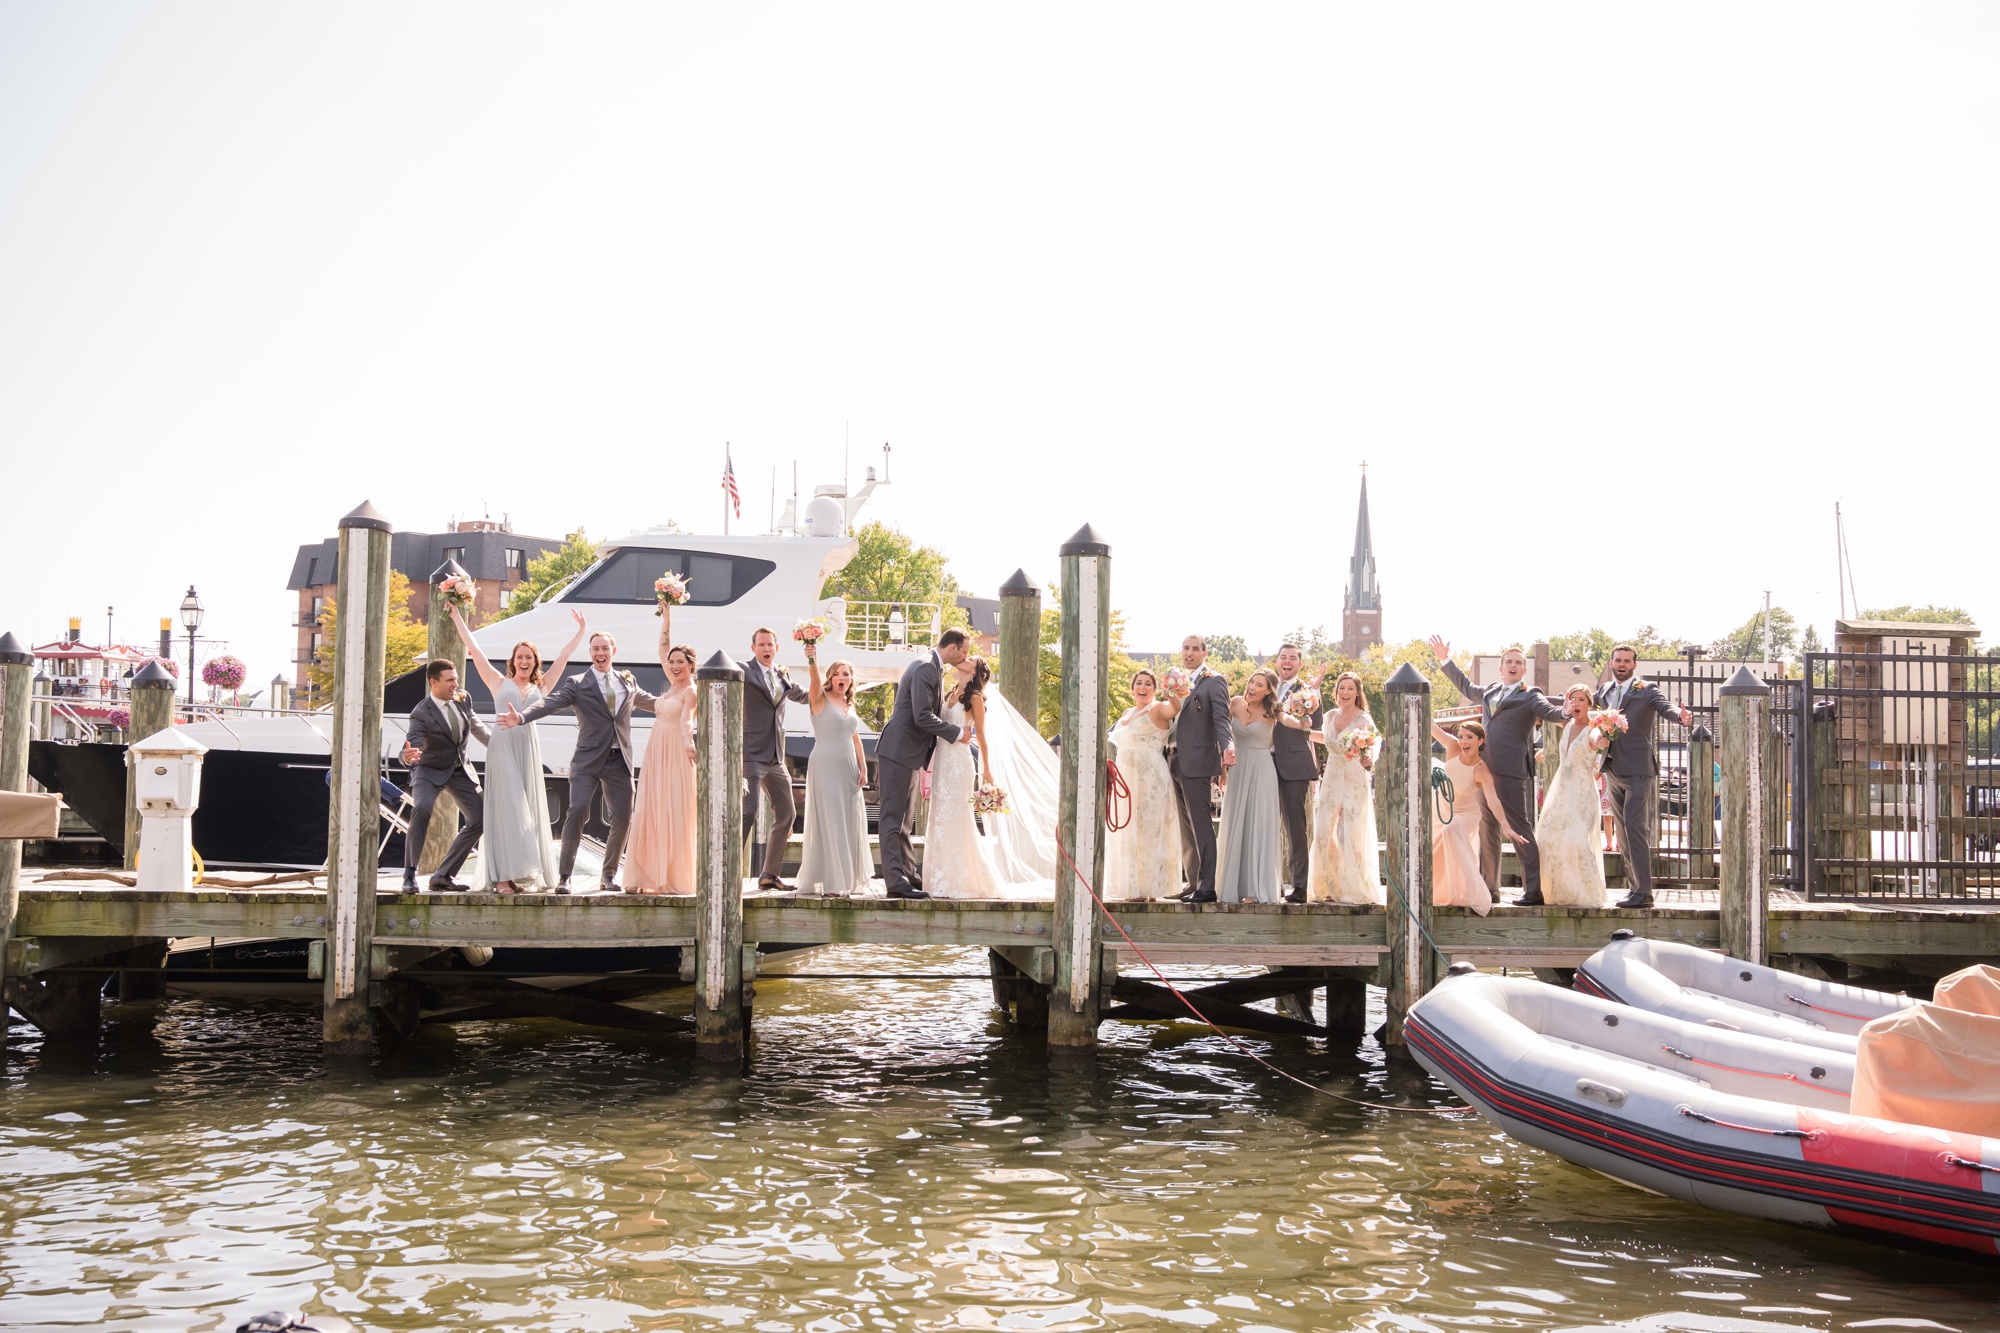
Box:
723;444;730;536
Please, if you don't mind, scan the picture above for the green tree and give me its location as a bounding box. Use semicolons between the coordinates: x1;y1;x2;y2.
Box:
1860;605;1980;633
1201;632;1249;662
1710;605;1798;661
823;522;971;728
308;570;428;697
1025;585;1142;739
1628;625;1694;658
1801;623;1823;655
505;528;604;618
1546;628;1616;671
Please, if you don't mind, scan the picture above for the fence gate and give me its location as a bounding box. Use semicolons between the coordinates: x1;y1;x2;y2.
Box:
1642;663;1797;893
1802;649;2000;901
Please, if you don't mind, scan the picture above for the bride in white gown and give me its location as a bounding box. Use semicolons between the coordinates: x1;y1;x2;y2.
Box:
923;656;1062;899
1538;683;1610;907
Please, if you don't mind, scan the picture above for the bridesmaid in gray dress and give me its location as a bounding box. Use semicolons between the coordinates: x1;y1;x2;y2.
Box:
796;644;872;895
450;604;587;894
1215;667;1311;904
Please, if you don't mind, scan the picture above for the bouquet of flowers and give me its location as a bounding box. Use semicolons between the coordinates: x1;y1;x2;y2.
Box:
793;616;833;654
1587;709;1629;751
653;574;690;615
202;654;247;691
971;782;1010;816
1161;666;1192;701
105;706;132;731
438;574;476;612
1336;724;1376;763
1283;683;1320;721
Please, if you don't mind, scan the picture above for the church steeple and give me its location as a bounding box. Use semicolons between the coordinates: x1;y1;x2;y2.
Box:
1341;468;1382;657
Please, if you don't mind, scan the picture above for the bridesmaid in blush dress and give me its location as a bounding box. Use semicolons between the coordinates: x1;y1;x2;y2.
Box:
625;605;698;894
1215;668;1310;904
1428;720;1521;915
448;603;587;894
796;644;872;896
1106;669;1179;900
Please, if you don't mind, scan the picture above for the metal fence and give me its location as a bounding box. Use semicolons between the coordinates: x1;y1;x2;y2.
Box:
1801;650;2000;901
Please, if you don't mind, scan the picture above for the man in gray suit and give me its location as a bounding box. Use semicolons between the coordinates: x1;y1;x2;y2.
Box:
1170;634;1235;903
743;626;811;890
1596;644;1693;908
1270;643;1320;903
875;628;973;899
399;658;490;893
501;630;658;893
1429;637;1566;905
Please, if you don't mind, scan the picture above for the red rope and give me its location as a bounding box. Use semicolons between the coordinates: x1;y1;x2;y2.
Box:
1104;760;1132;832
1783;993;1880;1023
1052;832;1464;1115
1661;1045;1849;1095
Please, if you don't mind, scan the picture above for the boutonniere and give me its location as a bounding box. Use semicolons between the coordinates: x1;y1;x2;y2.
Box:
452;690;469;706
617;670;635;684
1630;677;1649;691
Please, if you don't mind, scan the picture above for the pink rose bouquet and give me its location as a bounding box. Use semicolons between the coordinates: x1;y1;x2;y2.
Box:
1161;667;1192;701
653;574;689;615
1587;709;1629;751
438;575;476;612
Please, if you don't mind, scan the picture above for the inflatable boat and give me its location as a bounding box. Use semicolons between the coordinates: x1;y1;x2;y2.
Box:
1575;930;1915;1051
1406;965;2000;1262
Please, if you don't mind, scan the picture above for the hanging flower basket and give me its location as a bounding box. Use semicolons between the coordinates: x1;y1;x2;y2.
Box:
105;706;131;730
203;655;247;691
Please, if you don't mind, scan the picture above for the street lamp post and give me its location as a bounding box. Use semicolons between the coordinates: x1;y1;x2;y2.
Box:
179;586;204;705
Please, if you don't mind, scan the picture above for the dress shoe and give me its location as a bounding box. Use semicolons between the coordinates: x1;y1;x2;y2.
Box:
427;876;465;893
887;885;930;899
400;871;419;894
1615;891;1655;909
1283;886;1308;904
1187;889;1217;904
1176;888;1197;902
554;880;573;895
1513;891;1545;907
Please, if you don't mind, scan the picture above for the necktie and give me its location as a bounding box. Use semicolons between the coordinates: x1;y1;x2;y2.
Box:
445;699;460;744
602;673;617;714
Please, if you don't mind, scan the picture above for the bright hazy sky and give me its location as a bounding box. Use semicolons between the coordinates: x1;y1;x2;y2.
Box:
3;4;1995;683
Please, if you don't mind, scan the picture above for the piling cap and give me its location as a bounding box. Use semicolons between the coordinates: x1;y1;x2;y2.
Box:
1058;524;1110;557
696;649;744;682
999;568;1038;597
1717;665;1771;697
1688;723;1713;743
430;557;470;585
338;500;391;532
127;725;208;757
1383;661;1431;694
0;631;29;665
1610;927;1635;941
132;659;177;688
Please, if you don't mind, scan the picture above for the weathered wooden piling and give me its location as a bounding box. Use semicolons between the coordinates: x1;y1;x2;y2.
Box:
1049;526;1109;1050
418;559;470;875
1380;662;1434;1049
121;661;177;869
1687;723;1716;881
695;650;747;1062
1719;667;1771;964
324;501;392;1057
0;631;34;1049
997;569;1041;721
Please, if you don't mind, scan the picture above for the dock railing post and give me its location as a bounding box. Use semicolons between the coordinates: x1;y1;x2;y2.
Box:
694;650;747;1063
997;569;1041;723
1719;667;1771;965
0;632;34;1050
1687;724;1716;883
1050;526;1109;1051
122;661;177;869
418;560;470;875
1381;662;1434;1049
324;502;392;1058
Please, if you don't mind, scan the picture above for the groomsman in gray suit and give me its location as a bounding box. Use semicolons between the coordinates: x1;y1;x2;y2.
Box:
1429;637;1565;905
1270;643;1320;904
1596;644;1693;908
743;627;811;891
399;659;490;893
875;628;974;899
502;630;657;893
1170;635;1235;903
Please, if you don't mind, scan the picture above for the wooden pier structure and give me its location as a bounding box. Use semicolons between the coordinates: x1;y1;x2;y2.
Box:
2;511;1996;1064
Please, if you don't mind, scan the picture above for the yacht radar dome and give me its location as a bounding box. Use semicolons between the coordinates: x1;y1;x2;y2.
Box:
802;495;844;537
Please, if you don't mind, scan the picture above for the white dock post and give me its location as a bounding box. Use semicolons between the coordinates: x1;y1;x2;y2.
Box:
1050;525;1110;1051
695;650;747;1062
1381;662;1435;1049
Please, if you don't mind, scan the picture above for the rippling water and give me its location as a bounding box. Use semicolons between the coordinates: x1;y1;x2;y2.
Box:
2;945;1995;1332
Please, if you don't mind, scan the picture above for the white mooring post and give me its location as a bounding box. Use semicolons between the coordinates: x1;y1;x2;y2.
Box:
0;630;34;1058
1050;525;1110;1051
324;501;392;1058
695;650;747;1063
1381;662;1435;1050
1719;666;1771;965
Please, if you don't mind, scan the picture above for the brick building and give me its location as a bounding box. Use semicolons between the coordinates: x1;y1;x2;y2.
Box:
286;517;565;688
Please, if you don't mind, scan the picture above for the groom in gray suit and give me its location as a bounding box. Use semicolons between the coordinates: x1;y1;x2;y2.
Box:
1170;634;1235;904
501;630;658;893
1430;637;1565;905
742;626;811;890
399;659;490;892
1270;644;1320;904
875;628;973;899
1596;644;1693;909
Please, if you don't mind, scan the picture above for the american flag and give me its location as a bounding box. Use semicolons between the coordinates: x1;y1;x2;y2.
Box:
721;446;740;517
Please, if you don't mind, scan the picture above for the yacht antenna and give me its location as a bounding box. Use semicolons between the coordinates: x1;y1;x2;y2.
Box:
769;466;776;533
843;422;851;537
881;441;891;482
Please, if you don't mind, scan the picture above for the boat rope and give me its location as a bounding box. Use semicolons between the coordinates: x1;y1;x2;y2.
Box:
1054;833;1468;1116
1782;993;1878;1023
1677;1104;1820;1140
1659;1044;1848;1094
1944;1154;1999;1174
1103;759;1132;833
1432;763;1456;825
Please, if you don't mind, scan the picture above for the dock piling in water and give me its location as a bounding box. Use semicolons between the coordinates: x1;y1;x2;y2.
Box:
121;661;177;869
1719;667;1771;965
323;501;393;1058
695;650;747;1062
0;631;34;1052
997;569;1040;722
1380;662;1435;1049
1050;526;1110;1050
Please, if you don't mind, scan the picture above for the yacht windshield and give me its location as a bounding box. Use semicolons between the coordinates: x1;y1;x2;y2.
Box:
567;548;776;607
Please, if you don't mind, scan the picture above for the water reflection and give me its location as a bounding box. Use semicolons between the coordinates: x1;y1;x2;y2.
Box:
2;945;1995;1331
